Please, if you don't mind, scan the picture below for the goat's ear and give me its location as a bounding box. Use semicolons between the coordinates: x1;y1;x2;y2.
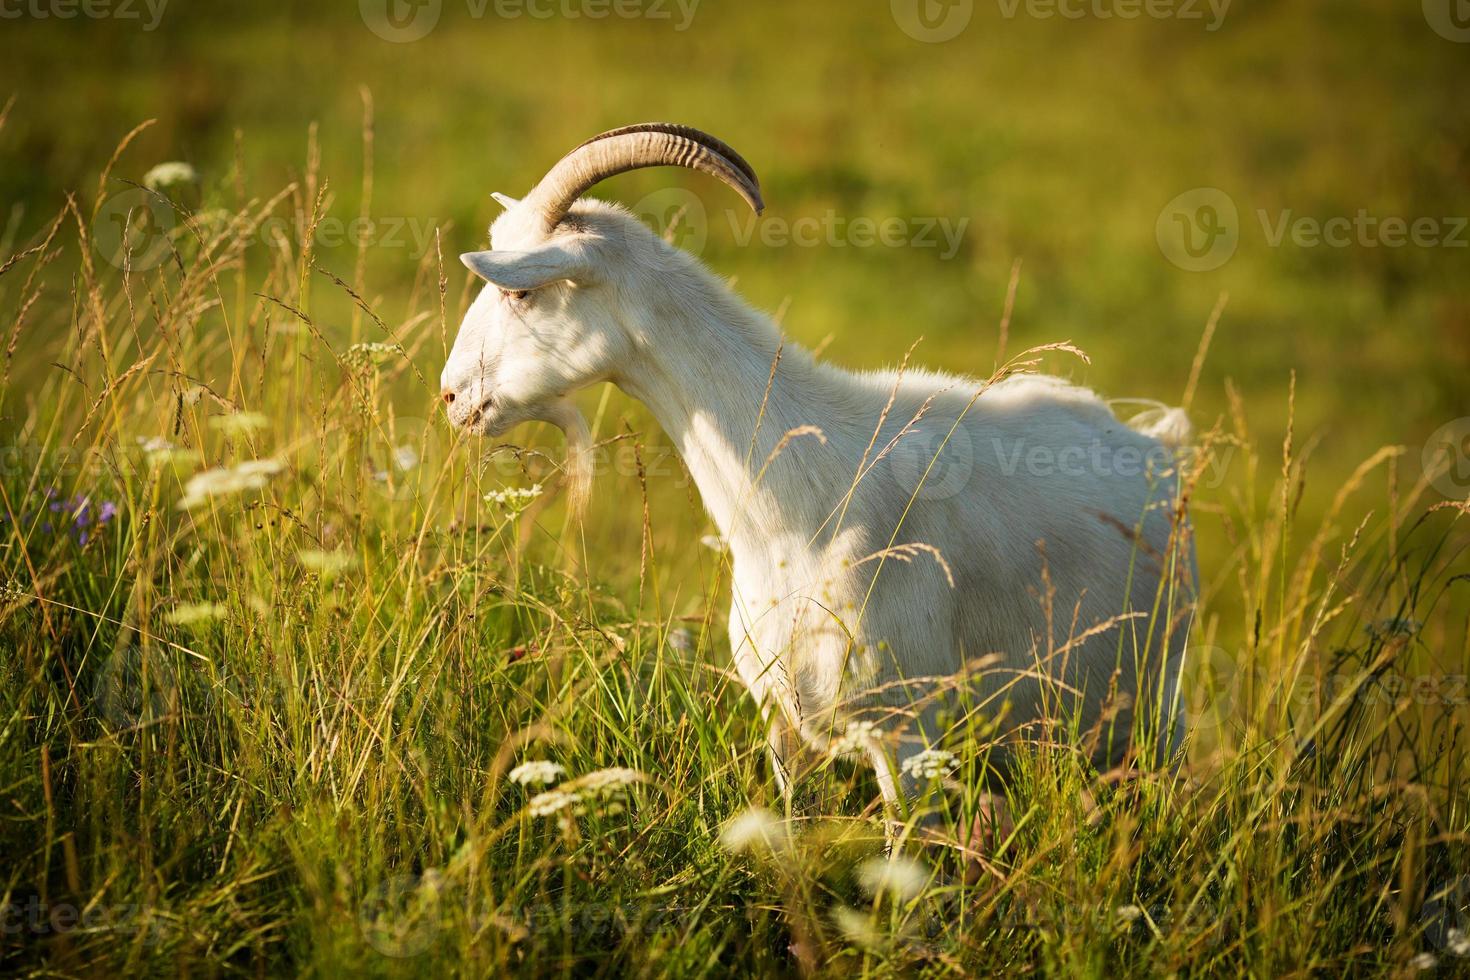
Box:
460;246;589;291
491;192;519;211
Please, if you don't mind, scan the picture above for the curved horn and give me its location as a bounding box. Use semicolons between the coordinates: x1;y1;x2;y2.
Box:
522;125;764;233
568;123;763;195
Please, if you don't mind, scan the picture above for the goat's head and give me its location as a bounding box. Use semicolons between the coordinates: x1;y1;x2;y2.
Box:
440;124;764;440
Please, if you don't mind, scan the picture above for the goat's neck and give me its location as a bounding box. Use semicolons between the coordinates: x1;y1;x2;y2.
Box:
614;272;841;558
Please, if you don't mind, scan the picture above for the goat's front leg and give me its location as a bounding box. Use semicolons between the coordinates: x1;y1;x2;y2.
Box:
868;742;921;852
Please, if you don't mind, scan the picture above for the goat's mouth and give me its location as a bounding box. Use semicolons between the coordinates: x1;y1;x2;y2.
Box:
463;394;537;439
465;395;495;432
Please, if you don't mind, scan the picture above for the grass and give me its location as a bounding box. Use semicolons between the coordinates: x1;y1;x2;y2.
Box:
1;0;1469;972
0;122;1466;976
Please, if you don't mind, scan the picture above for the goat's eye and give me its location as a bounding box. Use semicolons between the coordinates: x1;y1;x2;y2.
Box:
501;289;529;303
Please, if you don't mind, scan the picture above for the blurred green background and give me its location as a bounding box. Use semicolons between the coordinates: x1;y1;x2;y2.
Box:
1;0;1467;593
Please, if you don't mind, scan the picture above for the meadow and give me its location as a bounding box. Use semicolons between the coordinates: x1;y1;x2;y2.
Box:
1;0;1468;975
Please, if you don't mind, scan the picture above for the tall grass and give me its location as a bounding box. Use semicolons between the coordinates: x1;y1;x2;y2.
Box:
1;130;1468;978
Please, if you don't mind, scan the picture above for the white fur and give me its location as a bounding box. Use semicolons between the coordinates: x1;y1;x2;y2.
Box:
443;198;1197;808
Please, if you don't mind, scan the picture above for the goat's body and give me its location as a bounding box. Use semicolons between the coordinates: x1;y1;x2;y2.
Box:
449;195;1197;807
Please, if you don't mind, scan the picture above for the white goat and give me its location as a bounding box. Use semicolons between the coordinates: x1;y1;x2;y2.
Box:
441;124;1197;814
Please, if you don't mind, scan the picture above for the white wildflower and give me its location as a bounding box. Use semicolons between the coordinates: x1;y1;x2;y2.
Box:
699;534;728;554
1115;904;1144;924
136;436;195;465
830;719;881;757
1411;952;1438;971
177;458;284;509
508;761;565;787
484;485;543;509
720;807;789;854
143;161;198;191
191;208;231;233
1448;927;1469;956
138;436;175;454
900;748;958;781
856;855;928;902
210;411;269;435
831;906;881;948
528;788;578;817
165;601;227;627
667;628;694;652
297;549;356;578
345;341;398;366
577;767;644;794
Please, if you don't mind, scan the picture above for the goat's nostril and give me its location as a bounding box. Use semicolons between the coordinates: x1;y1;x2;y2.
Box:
441;389;456;405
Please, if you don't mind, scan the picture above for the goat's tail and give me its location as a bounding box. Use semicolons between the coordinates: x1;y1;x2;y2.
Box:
1115;400;1194;450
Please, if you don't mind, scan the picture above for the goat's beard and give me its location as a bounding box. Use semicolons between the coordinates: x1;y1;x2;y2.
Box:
541;397;593;517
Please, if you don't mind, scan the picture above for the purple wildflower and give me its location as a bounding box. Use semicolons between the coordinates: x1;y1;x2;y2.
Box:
23;489;120;544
